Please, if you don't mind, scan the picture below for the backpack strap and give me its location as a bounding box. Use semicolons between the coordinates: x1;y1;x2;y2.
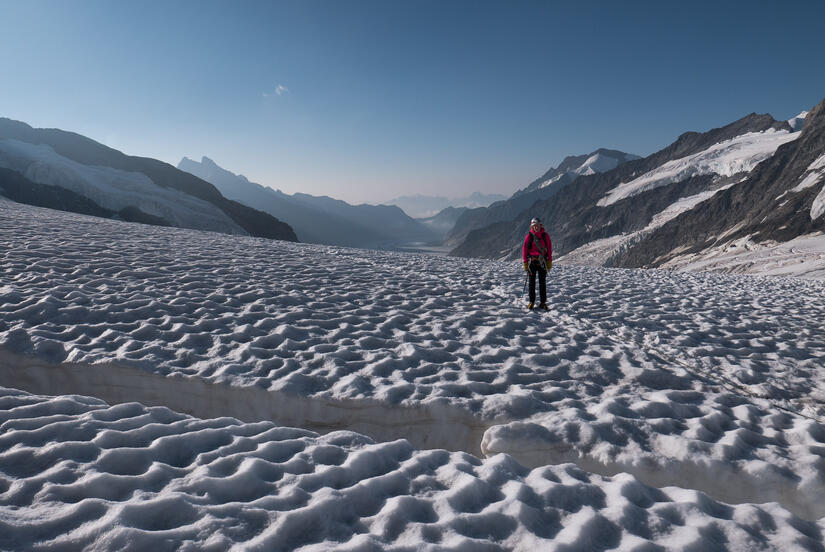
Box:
532;231;548;260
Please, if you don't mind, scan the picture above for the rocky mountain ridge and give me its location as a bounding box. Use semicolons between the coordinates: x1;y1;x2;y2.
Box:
0;119;297;241
178;156;438;249
449;107;816;274
443;148;640;249
385;192;506;219
612;100;825;270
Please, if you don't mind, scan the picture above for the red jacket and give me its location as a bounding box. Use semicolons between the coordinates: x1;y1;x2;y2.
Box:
523;229;552;263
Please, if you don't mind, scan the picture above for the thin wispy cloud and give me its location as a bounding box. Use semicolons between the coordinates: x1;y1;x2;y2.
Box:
263;84;289;98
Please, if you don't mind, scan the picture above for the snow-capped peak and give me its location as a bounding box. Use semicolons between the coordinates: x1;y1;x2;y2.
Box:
788;111;809;132
538;150;638;189
577;152;621;175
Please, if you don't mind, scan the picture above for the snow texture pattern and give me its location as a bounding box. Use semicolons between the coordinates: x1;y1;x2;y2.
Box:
2;387;824;551
2;199;825;549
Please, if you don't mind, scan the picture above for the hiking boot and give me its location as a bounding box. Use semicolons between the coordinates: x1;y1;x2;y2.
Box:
539;303;549;310
527;302;535;310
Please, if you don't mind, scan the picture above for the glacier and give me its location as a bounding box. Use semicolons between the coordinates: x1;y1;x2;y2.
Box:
598;129;802;207
1;198;824;550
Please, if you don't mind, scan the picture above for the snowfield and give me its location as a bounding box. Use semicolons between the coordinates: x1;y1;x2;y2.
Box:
659;233;825;278
2;198;825;550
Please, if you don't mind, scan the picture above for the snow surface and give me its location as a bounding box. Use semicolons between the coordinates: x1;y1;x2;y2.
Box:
661;233;825;279
2;198;825;549
4;387;823;551
0;139;245;234
598;129;801;207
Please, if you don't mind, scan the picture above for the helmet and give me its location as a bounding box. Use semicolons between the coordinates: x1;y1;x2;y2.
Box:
530;218;542;226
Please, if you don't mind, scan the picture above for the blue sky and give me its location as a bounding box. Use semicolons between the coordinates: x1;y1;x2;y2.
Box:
2;0;824;204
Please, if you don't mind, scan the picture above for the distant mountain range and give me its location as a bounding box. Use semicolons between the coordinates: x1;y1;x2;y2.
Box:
5;99;822;278
415;206;469;237
178;156;439;249
450;101;825;279
0;119;297;242
384;192;507;218
443;149;640;249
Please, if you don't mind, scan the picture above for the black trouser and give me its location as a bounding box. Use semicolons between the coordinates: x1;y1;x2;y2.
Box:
528;258;547;303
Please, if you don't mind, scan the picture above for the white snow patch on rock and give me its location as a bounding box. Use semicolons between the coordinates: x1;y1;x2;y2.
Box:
561;180;739;266
790;152;825;195
784;151;825;220
539;172;566;189
539;152;637;189
812;185;825;220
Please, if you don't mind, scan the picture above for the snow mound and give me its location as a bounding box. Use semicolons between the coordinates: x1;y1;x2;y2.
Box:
483;387;825;520
598;129;801;206
1;386;823;551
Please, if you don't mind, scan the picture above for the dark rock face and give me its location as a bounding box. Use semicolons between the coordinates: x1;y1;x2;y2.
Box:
451;112;801;262
0;119;298;242
613;99;825;268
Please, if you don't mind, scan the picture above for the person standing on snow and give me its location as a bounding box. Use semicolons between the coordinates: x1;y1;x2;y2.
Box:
522;217;552;310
